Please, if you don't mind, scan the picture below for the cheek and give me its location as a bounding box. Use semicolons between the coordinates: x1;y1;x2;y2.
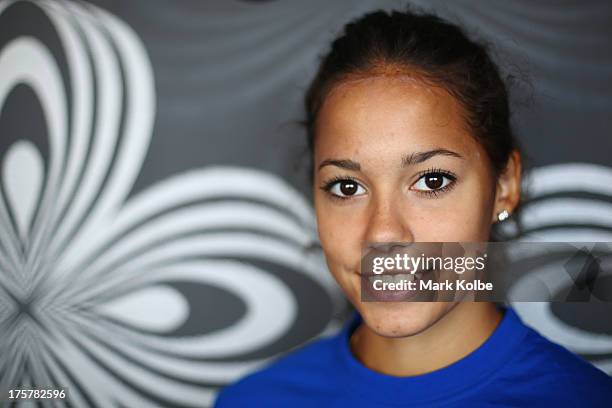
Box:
408;181;494;241
428;202;490;240
314;198;365;273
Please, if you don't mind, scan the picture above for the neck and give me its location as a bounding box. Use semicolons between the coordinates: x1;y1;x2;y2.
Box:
350;302;503;377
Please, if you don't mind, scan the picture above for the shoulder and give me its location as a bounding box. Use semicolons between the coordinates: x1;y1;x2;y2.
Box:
506;322;612;403
213;334;341;407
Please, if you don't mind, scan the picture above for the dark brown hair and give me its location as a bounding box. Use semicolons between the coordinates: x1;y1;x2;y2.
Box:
304;8;523;181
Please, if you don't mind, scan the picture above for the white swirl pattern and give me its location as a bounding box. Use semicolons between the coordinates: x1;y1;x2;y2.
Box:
1;1;611;406
510;163;612;375
0;0;343;406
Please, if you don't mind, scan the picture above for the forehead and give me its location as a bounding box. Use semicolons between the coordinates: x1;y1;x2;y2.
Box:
314;75;476;158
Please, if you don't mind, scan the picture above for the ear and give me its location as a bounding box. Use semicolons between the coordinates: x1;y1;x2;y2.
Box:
492;150;522;223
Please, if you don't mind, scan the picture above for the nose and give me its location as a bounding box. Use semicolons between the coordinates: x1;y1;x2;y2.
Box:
363;194;414;245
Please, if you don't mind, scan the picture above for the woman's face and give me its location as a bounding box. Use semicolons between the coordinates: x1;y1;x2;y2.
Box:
313;75;503;337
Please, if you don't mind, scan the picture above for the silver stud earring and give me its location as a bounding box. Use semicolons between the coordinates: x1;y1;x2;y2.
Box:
496;209;510;222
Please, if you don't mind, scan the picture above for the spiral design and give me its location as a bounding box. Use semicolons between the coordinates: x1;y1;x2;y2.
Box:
0;1;344;406
509;163;612;375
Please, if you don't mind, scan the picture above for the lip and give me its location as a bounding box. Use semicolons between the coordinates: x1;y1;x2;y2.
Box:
356;268;436;302
358;266;433;278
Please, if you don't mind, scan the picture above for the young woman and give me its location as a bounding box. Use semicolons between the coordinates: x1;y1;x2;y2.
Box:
215;8;612;407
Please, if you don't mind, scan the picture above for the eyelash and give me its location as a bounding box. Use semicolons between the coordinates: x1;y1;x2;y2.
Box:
320;168;458;200
320;175;361;201
413;167;458;198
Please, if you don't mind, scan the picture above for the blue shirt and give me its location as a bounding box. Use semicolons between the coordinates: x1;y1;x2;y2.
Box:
214;308;612;407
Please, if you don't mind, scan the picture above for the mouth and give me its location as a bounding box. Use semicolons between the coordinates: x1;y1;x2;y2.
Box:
357;267;434;283
356;267;436;302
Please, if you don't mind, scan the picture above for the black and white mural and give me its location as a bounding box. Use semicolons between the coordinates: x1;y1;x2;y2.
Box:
0;0;611;406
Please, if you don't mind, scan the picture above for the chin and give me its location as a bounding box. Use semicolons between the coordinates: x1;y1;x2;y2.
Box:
357;301;453;338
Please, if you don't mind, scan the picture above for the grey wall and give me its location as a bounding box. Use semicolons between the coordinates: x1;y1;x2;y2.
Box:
0;0;611;406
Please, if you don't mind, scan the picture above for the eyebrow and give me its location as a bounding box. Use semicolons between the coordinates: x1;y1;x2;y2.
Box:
318;159;361;171
318;148;463;172
401;148;464;166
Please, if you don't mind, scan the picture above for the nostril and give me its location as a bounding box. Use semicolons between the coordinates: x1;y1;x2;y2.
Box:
364;242;412;252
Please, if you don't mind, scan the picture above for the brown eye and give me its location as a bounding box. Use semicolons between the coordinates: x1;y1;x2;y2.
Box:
424;174;443;189
412;171;454;193
340;181;358;196
327;179;366;198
